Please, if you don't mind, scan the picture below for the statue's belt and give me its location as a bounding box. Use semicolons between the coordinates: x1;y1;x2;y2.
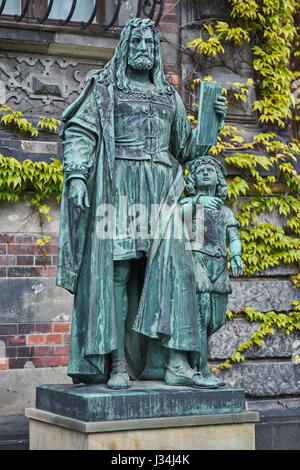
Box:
115;147;175;167
190;243;227;258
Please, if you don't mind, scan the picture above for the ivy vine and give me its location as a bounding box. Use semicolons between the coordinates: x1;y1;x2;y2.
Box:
214;301;300;371
185;0;300;369
0;105;62;221
187;0;298;128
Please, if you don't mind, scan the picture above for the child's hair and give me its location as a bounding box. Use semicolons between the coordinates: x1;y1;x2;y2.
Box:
184;156;228;200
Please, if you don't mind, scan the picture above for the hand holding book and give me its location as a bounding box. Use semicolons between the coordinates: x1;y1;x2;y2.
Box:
196;81;226;155
214;94;227;129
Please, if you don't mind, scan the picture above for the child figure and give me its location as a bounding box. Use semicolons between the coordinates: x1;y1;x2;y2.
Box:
181;156;243;385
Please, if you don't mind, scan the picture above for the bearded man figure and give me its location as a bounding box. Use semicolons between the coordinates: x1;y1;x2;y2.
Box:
56;18;226;389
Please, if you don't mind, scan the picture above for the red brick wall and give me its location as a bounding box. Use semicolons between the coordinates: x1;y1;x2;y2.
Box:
0;233;68;371
0;321;70;371
0;234;58;279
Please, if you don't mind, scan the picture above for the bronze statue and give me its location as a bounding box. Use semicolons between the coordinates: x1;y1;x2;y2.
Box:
56;18;227;389
181;157;243;385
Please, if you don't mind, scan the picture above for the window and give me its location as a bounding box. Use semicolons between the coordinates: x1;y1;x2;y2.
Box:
0;1;165;30
2;0;21;16
1;0;106;27
49;0;100;23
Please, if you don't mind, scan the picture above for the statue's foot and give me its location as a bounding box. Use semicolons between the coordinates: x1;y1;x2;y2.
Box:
107;371;131;389
202;366;226;387
107;360;130;390
165;363;220;389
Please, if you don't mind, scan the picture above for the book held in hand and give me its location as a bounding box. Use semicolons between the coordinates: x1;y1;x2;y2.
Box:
196;81;223;154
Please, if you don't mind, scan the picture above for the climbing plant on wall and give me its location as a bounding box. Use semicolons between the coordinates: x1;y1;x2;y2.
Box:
0;104;63;221
186;0;300;281
187;0;298;127
185;0;300;369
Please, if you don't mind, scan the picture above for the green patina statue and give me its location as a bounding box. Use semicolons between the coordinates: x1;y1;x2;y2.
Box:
56;18;228;390
181;157;243;386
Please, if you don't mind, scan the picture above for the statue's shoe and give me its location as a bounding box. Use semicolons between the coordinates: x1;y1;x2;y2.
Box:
165;364;220;389
203;372;225;387
202;367;226;386
107;371;131;390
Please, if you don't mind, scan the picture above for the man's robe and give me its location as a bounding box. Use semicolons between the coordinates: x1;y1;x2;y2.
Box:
56;72;209;383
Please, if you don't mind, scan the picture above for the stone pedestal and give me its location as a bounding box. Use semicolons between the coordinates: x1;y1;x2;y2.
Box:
25;381;259;450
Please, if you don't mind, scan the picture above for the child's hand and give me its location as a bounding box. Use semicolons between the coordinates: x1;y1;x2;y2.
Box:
197;196;223;210
230;255;243;277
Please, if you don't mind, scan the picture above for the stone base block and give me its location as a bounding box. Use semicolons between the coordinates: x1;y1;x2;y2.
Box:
35;381;247;422
25;381;259;450
25;407;259;450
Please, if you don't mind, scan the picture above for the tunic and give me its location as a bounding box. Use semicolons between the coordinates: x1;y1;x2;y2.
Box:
113;85;181;260
192;205;240;294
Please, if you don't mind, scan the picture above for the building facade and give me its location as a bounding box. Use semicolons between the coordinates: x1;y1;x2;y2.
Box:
0;0;299;450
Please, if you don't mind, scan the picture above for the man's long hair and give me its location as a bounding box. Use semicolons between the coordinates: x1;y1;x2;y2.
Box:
98;18;173;95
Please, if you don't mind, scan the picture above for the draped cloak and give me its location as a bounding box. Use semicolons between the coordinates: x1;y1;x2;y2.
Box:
56;72;210;383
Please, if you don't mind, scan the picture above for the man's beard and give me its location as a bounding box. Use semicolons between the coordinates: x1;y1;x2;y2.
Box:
128;54;154;71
